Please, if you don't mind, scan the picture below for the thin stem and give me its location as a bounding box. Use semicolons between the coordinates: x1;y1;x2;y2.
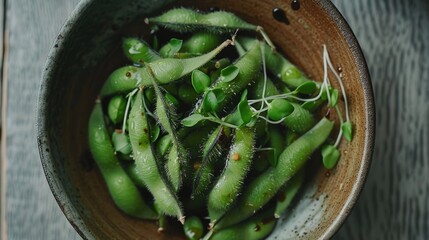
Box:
334;105;344;147
122;88;139;132
251;106;270;114
260;44;270;108
141;92;156;119
255;147;274;152
205;115;238;129
256;26;276;51
257;115;286;124
324;46;350;123
322;46;331;105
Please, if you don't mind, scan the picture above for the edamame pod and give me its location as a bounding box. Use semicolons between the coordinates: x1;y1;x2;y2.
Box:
88;102;157;219
199;41;261;114
209;207;277;240
147;8;275;49
274;169;304;218
128;91;184;221
213;117;333;230
283;103;316;134
100;39;232;97
146;65;188;191
238;37;315;88
184;216;205;240
182;32;223;55
122;38;161;64
208;127;256;222
192;125;230;198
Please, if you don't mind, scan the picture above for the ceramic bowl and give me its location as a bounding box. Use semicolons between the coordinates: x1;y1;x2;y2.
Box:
37;0;375;239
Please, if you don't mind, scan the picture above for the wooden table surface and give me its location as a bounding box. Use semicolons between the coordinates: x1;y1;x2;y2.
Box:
1;0;428;239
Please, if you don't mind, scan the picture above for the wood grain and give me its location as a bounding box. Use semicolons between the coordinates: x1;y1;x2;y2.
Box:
2;0;428;239
3;0;81;239
332;0;429;239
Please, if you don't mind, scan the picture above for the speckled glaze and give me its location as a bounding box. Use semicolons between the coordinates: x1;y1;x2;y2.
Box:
37;0;375;239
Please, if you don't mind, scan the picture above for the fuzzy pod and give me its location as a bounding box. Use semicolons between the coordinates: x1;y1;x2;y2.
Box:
100;39;231;97
238;37;316;89
128;91;184;220
283;103;316;134
122;37;161;64
208;127;256;222
148;8;256;34
182;32;223;55
209;207;277;240
213;118;333;230
88;102;157;220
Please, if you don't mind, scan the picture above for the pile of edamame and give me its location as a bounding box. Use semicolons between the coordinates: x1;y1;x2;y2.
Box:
88;7;353;240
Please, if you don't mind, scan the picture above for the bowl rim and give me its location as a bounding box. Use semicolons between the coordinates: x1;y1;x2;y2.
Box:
317;0;375;239
36;0;375;239
37;0;95;238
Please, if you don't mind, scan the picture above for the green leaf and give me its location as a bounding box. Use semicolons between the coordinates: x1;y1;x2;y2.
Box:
321;86;333;100
112;131;132;155
202;89;225;113
295;81;318;94
150;125;160;143
159;38;183;58
181;114;206;127
220;65;240;82
267;99;294;121
330;89;339;107
342;121;353;141
203;91;218;112
191;70;211;94
321;144;340;169
165;93;180;108
225;90;253;127
152;35;159;50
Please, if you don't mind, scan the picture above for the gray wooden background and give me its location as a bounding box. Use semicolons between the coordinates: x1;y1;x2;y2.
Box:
1;0;428;239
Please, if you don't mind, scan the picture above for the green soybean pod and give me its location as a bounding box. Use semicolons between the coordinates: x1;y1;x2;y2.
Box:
157;134;173;157
267;126;286;167
192;125;229;198
183;216;205;240
208;127;256;222
213;118;334;230
283;103;316;134
178;83;199;105
274;169;305;218
210;207;277;240
146;8;202;32
146;65;187;192
202;41;261;114
182;32;223;54
238;37;315;88
100;39;232;97
128;90;184;221
159;38;183;58
107;95;127;125
122;37;161;64
148;8;254;33
100;66;141;97
147;9;275;49
124;163;146;188
88;102;157;219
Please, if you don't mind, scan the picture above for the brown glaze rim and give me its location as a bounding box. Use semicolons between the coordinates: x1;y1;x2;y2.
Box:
317;0;375;239
36;0;376;239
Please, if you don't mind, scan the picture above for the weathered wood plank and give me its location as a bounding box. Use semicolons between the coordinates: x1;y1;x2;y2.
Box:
3;0;429;239
4;0;81;239
332;0;429;239
0;0;6;238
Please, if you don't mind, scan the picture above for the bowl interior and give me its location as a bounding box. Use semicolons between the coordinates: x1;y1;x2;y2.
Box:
38;0;374;239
